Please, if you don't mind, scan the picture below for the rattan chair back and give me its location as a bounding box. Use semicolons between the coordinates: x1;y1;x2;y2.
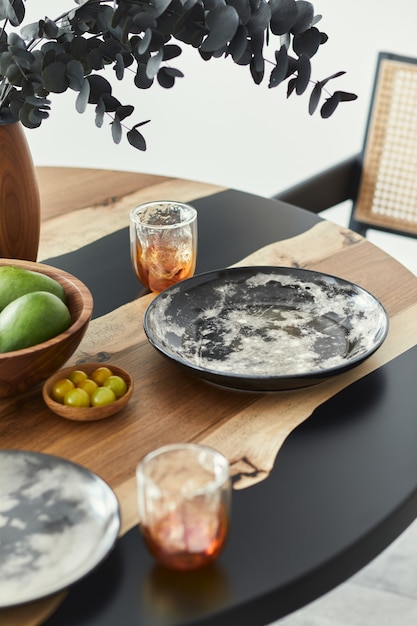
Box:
352;52;417;237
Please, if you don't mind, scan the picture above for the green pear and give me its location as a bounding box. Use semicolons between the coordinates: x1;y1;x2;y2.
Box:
0;291;71;353
0;265;66;312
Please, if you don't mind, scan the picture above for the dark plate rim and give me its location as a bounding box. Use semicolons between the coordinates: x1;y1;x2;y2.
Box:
0;449;121;608
143;266;390;391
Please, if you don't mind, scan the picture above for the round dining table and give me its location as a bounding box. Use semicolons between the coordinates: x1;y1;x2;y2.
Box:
1;167;417;626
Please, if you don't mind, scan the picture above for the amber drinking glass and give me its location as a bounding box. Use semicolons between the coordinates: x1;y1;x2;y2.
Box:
136;444;231;571
130;201;197;293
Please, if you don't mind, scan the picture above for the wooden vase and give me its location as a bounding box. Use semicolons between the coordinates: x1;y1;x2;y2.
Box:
0;122;40;261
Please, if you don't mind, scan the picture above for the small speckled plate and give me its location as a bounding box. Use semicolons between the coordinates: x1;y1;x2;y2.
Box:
0;450;120;607
143;266;389;391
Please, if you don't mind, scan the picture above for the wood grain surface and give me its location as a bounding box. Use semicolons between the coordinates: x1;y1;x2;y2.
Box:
2;167;417;626
0;123;40;261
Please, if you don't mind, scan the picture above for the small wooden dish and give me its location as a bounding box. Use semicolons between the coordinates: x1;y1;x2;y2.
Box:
42;363;134;421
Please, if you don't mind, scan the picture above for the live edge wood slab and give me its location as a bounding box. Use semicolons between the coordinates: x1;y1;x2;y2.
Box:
2;167;417;626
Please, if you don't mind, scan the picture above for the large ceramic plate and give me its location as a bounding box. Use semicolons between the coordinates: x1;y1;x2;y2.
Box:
0;450;120;607
144;266;389;391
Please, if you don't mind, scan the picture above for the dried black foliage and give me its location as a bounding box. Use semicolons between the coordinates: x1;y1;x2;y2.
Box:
0;0;357;149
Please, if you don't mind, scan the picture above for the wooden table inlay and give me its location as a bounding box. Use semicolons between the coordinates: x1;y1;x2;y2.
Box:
1;167;417;626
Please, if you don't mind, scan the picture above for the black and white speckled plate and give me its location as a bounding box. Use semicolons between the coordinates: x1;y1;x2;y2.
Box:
144;266;389;391
0;450;120;607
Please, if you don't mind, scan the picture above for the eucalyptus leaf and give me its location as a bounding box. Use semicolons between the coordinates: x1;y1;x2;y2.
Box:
250;56;264;85
155;0;182;34
115;104;134;121
24;95;50;108
320;92;340;118
0;107;18;124
70;35;89;61
150;0;173;19
20;22;42;40
42;62;68;93
7;32;26;49
76;78;90;112
66;59;85;90
319;70;346;87
41;41;66;57
133;12;157;30
338;90;357;102
0;51;12;75
99;38;121;61
228;25;249;62
212;46;227;58
138;29;152;55
146;48;163;79
127;127;147;151
162;67;184;78
95;97;105;127
293;27;321;58
0;0;9;20
157;66;184;87
101;93;121;112
320;91;357;120
19;103;43;128
295;54;310;94
251;31;265;74
114;53;125;80
88;48;105;70
287;75;297;97
235;48;254;66
28;107;49;125
270;0;297;36
291;0;314;34
203;0;227;10
0;0;355;149
174;3;207;46
24;73;43;90
5;64;22;86
111;116;122;144
308;80;321;114
227;0;251;24
157;67;175;88
87;74;112;104
2;0;25;27
44;18;59;39
247;0;271;35
134;64;154;89
200;6;239;52
162;44;182;61
269;45;288;88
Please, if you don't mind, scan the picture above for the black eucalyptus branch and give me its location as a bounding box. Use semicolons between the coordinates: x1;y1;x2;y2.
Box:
0;0;357;149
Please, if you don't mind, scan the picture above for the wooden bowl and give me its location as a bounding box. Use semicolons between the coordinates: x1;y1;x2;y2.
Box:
0;259;93;398
42;363;133;421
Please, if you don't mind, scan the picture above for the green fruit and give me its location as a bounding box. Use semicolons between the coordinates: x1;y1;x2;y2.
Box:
104;375;127;398
0;265;66;312
0;291;71;353
91;386;116;407
64;387;91;408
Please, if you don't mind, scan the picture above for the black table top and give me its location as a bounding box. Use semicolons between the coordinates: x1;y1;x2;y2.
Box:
42;190;417;626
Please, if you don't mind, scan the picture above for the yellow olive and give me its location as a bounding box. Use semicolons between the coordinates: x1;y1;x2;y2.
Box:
52;378;75;404
91;386;116;407
64;387;90;407
91;366;113;385
68;369;88;385
103;375;127;398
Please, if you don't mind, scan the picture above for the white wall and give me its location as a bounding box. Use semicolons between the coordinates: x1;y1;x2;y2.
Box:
25;1;417;198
